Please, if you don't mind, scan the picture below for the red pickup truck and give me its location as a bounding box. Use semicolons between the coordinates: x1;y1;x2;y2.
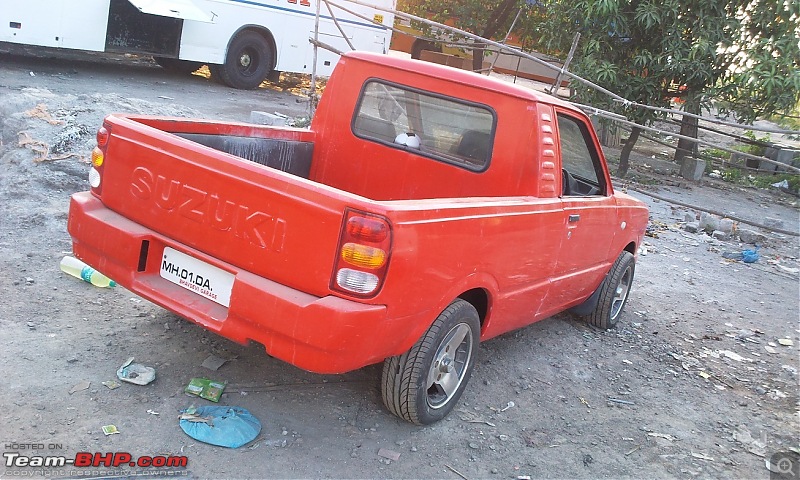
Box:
68;51;648;424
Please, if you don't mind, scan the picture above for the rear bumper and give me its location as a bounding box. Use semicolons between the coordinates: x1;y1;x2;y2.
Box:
67;192;390;374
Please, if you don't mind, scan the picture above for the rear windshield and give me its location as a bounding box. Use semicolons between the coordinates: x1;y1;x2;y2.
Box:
352;80;496;171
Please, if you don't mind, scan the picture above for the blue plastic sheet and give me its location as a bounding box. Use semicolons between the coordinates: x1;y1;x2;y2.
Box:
179;406;261;448
721;246;760;264
742;247;760;263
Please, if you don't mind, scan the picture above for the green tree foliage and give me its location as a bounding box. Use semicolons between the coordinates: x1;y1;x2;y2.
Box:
540;0;800;175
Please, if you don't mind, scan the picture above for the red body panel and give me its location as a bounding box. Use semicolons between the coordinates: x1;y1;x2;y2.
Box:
67;52;648;374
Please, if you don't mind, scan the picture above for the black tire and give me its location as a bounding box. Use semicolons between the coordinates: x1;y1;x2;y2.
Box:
587;251;635;329
410;40;442;60
381;299;480;425
207;64;225;84
153;57;203;74
217;31;274;90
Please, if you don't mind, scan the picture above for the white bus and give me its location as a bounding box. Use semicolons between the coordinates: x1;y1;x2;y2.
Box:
0;0;394;89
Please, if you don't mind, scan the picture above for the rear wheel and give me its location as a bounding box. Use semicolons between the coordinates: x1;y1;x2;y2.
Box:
216;31;274;89
381;299;479;425
207;64;224;84
587;251;635;329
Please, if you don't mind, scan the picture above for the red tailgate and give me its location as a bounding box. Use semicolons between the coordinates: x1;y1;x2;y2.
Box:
96;115;345;298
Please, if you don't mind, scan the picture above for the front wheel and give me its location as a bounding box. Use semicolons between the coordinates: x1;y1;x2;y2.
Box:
216;31;274;89
382;299;480;425
586;251;635;329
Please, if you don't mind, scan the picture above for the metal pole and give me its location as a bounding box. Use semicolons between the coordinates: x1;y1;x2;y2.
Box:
486;6;525;76
323;0;355;51
548;32;580;95
578;105;800;173
308;0;322;117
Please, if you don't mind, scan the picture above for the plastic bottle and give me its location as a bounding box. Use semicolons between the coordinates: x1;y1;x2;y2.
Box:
60;256;117;288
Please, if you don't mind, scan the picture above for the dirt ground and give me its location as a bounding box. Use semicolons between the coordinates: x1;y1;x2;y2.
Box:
1;44;798;480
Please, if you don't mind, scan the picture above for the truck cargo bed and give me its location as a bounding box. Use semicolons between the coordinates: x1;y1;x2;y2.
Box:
174;133;313;178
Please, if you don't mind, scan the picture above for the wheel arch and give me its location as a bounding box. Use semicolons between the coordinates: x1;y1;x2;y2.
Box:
225;25;278;71
440;272;498;331
571;247;636;318
457;288;489;328
393;275;497;355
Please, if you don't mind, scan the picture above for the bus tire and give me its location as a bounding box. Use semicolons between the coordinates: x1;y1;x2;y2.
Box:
218;31;274;90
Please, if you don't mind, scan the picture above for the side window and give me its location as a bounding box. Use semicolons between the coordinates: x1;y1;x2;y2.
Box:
557;113;606;196
352;80;495;171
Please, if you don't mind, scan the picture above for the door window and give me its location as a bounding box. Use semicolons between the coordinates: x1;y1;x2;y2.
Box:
557;113;606;196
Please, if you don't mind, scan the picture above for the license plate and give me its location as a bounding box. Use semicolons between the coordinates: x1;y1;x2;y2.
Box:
159;247;235;307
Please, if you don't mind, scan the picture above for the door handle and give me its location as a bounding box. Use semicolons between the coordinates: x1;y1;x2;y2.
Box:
568;214;581;223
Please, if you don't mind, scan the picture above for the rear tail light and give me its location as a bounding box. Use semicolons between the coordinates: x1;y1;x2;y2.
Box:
90;125;110;195
96;126;109;147
346;216;389;242
331;209;392;297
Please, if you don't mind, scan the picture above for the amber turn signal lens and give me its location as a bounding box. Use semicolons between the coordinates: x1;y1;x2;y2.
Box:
91;147;104;167
341;243;386;269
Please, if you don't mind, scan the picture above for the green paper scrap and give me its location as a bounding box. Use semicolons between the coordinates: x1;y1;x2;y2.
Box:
102;425;120;436
185;378;226;403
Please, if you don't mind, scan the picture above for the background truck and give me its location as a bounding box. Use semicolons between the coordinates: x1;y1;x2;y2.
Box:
1;0;393;89
67;51;649;424
389;15;566;85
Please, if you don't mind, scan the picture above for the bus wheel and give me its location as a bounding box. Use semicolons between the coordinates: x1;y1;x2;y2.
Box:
218;31;273;89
